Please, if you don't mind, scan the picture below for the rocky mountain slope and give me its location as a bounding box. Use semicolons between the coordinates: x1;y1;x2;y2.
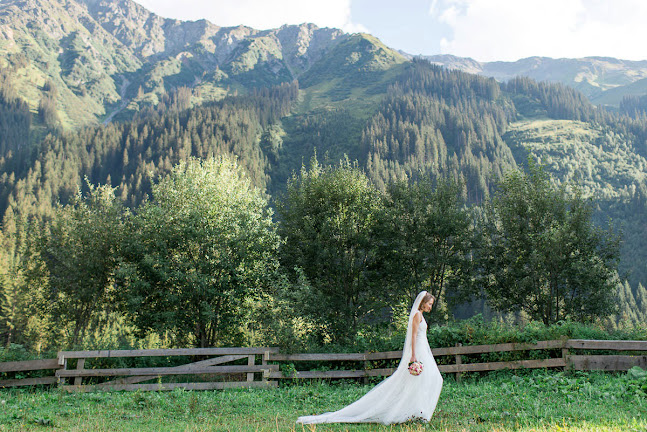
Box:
0;0;348;128
5;0;647;131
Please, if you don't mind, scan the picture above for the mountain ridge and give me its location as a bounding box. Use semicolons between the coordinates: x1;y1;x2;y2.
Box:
5;0;647;130
0;0;350;127
420;54;647;106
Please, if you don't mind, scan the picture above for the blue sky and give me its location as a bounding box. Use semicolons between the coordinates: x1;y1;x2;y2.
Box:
349;0;452;56
133;0;647;62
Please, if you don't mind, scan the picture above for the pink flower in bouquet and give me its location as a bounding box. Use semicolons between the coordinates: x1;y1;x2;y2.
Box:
408;361;423;376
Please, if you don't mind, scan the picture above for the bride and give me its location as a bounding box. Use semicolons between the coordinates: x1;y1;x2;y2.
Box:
296;291;444;425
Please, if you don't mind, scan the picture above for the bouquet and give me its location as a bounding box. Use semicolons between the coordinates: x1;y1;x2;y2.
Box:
408;361;423;376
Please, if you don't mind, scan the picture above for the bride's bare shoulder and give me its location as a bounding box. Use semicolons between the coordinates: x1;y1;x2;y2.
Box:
414;310;423;323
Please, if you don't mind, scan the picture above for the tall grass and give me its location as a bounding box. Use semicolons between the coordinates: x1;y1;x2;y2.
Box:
0;369;644;431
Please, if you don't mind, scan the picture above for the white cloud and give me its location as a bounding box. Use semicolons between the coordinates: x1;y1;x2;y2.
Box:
429;0;647;61
428;0;439;16
134;0;368;33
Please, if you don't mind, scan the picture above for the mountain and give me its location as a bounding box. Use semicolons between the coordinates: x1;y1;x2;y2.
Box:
0;0;347;129
0;0;142;128
1;0;647;328
421;54;647;107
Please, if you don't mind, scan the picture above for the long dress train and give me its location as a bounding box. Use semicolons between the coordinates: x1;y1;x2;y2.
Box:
296;291;444;425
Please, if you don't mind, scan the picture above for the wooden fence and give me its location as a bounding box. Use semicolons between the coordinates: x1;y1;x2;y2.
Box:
0;347;279;392
1;339;646;392
267;339;647;382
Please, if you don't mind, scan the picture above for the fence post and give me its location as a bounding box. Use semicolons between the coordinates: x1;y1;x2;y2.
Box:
562;339;570;370
262;351;269;384
363;351;369;385
455;343;462;383
247;355;255;382
57;353;67;387
74;359;85;386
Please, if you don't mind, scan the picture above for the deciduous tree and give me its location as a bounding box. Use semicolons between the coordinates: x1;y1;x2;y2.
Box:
477;160;621;324
278;157;383;343
118;157;280;347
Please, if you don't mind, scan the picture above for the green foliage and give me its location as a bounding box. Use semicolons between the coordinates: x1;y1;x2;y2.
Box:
299;34;407;92
2;30;647;352
277;157;384;344
0;70;31;169
272;107;368;195
477;159;621;324
0;344;44;362
505;77;596;121
0;81;298;228
37;94;59;128
378;177;473;315
626;366;647;399
503;118;647;322
117;157;281;347
0;217;52;352
426;316;647;349
620;94;647;118
244;270;314;352
321;313;647;357
363;60;516;198
612;280;647;328
31;182;126;345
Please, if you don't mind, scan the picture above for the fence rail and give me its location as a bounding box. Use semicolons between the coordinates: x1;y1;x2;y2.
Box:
1;339;645;392
0;359;60;373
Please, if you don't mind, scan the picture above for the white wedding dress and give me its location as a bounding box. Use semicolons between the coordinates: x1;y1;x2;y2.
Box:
296;291;444;425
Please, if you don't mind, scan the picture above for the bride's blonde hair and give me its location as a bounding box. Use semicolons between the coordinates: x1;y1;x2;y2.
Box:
418;293;436;310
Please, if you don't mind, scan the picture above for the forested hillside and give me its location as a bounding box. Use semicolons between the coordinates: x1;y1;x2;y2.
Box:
1;0;647;351
3;60;647;331
423;54;647;107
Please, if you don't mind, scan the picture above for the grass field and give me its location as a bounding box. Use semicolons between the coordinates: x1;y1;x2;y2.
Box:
0;370;645;431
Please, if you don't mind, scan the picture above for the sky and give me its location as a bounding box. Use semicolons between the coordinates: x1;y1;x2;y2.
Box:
133;0;647;62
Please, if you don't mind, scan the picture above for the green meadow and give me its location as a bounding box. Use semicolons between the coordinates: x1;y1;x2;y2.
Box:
0;370;645;431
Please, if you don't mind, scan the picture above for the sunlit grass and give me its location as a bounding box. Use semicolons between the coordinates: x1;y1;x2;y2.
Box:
0;370;644;431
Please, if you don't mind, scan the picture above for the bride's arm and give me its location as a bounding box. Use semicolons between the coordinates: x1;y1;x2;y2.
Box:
410;311;420;362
